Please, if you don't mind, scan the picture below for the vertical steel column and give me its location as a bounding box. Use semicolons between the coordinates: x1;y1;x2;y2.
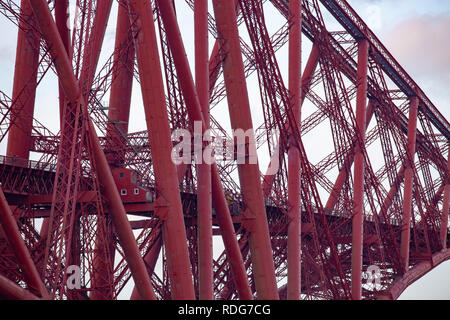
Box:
105;2;135;164
195;0;213;300
28;0;157;300
155;0;252;299
212;0;279;299
441;147;450;249
79;0;113;97
0;187;48;298
7;0;39;159
351;39;369;300
286;0;302;301
39;0;71;240
54;0;70;124
128;0;195;299
0;274;40;300
75;0;114;300
90;220;115;300
400;96;419;272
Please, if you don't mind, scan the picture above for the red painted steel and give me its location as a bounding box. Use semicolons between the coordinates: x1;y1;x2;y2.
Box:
79;0;113;97
0;187;47;298
156;0;252;299
88;120;157;300
325;101;374;210
0;274;40;300
128;0;195;299
211;167;253;299
286;0;302;300
91;3;135;300
6;0;39;160
105;2;135;165
388;249;450;300
0;0;448;301
194;0;214;300
400;97;419;273
28;0;157;300
262;44;320;196
441;148;450;249
130;235;163;300
54;0;70;123
212;0;279;300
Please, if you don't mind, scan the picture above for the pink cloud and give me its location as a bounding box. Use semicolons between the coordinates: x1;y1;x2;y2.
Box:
384;13;450;78
382;12;450;120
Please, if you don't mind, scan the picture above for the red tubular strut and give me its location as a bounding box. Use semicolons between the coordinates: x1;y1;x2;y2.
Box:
7;0;39;160
325;101;375;210
286;0;302;300
400;96;419;272
262;44;320;197
212;0;279;300
194;0;214;300
156;0;252;299
130;235;163;300
128;0;195;300
351;39;369;300
28;0;157;300
0;274;41;300
54;0;70;123
105;2;135;163
91;2;135;300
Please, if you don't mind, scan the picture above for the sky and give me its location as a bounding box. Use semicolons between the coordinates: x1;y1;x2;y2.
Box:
346;0;450;299
0;0;449;299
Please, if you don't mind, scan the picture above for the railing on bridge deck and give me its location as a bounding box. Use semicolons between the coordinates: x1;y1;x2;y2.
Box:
0;155;57;172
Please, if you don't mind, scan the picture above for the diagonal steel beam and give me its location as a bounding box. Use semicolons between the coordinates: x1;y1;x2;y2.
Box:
441;147;450;249
286;0;302;301
28;0;156;300
155;0;252;299
0;186;48;298
54;0;70;124
128;0;195;299
7;0;39;160
0;273;41;300
325;100;375;210
262;43;320;197
213;0;279;300
400;97;419;273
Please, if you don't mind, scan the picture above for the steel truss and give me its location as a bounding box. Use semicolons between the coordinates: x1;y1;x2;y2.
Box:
0;0;448;300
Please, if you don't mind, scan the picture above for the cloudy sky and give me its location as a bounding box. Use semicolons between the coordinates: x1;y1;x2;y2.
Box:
349;0;450;121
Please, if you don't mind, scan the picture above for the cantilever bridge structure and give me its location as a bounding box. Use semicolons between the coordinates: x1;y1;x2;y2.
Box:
0;0;448;301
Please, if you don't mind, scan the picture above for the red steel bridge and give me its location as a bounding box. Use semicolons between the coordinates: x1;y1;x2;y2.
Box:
0;0;448;300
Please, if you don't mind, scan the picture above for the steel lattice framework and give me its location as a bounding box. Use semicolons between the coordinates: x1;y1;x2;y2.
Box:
0;0;449;300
